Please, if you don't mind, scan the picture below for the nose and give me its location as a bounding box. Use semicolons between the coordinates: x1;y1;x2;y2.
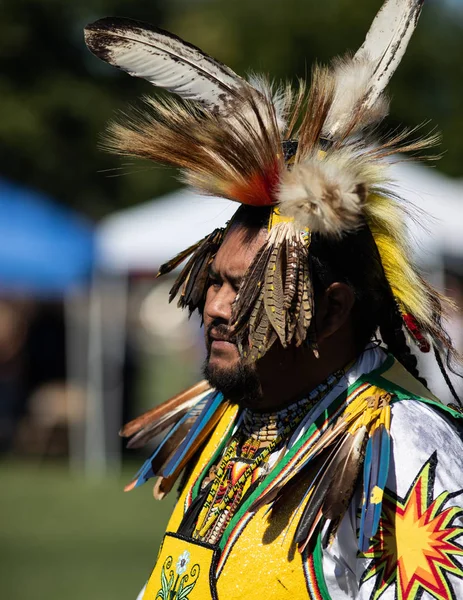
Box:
204;282;236;324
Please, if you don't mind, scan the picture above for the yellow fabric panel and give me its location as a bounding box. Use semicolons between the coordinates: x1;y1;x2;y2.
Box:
143;534;218;600
162;401;315;599
166;403;240;533
216;475;311;599
380;359;440;403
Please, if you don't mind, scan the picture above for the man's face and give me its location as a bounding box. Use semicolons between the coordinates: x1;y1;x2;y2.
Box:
202;223;267;401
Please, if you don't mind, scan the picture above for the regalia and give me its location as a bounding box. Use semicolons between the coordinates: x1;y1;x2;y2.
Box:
84;2;463;598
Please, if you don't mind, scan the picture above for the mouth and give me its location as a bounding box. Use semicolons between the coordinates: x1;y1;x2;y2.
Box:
208;329;238;354
211;339;236;349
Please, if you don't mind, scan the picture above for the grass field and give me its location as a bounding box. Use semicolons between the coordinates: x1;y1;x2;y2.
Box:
0;461;176;600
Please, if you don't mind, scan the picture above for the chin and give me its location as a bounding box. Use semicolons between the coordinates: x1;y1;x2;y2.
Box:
207;353;240;374
204;357;240;385
203;356;262;406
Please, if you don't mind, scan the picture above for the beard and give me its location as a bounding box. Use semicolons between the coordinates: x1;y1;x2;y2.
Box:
203;355;263;406
203;319;264;406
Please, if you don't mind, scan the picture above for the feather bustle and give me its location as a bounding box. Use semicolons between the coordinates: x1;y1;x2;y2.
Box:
120;379;210;439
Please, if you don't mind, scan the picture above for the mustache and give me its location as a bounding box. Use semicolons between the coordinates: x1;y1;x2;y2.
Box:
206;321;236;344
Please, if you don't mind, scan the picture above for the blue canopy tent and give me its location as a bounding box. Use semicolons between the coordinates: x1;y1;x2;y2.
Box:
0;179;95;295
0;178;96;471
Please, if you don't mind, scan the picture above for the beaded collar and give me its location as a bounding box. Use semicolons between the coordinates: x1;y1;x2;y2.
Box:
193;366;347;543
241;368;346;442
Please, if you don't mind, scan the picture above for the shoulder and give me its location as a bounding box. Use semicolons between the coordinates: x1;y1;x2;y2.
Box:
363;355;463;490
388;397;463;496
390;397;463;452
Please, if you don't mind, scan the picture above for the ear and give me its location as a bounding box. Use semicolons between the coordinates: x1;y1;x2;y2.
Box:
315;282;355;343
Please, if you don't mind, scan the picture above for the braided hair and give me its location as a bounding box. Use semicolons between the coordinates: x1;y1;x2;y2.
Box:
378;299;428;388
308;225;430;385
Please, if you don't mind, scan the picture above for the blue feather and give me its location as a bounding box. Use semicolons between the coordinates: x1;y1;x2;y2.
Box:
371;426;390;533
358;434;372;551
129;413;195;488
358;424;390;552
162;391;224;477
128;393;214;489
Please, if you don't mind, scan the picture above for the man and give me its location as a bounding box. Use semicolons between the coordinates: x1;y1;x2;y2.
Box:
85;1;463;598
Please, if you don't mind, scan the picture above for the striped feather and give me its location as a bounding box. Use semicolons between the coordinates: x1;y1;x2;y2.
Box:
231;242;272;337
264;232;286;346
295;426;366;552
324;0;423;139
355;0;423;110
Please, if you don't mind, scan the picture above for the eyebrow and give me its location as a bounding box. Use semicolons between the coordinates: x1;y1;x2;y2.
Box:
208;264;243;288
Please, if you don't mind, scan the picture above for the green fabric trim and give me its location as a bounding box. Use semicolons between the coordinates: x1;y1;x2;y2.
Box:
313;535;332;600
218;355;394;550
218;386;348;550
363;360;463;421
190;412;238;504
354;353;395;386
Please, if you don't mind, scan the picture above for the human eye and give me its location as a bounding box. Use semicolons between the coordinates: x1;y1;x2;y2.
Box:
208;270;222;289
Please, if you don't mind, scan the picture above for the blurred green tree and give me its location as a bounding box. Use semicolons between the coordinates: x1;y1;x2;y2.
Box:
1;0;462;218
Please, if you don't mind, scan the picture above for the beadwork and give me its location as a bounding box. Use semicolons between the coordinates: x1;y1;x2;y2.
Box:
193;367;346;543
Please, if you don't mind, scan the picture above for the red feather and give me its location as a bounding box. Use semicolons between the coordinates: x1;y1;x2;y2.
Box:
403;313;430;353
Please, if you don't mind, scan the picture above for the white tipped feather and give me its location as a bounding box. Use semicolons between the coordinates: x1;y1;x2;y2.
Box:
323;57;390;136
325;0;423;138
85;17;245;114
356;0;424;101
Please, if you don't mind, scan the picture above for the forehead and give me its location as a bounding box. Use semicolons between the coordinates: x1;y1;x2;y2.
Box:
212;224;267;277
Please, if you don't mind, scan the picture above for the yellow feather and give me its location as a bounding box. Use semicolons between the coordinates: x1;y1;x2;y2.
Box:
365;193;433;327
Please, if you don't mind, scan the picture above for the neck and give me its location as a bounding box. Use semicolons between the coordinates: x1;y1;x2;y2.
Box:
249;335;358;412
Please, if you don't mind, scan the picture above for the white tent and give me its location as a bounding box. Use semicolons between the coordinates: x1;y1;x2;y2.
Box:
98;189;237;273
388;162;463;268
97;163;463;273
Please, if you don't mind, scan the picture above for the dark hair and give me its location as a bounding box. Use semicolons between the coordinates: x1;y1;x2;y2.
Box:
310;226;427;386
231;204;427;385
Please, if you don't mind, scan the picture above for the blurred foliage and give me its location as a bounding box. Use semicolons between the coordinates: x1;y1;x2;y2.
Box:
0;461;176;600
1;0;463;219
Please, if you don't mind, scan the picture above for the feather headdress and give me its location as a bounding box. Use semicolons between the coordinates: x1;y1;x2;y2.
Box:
85;0;453;365
85;0;463;554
